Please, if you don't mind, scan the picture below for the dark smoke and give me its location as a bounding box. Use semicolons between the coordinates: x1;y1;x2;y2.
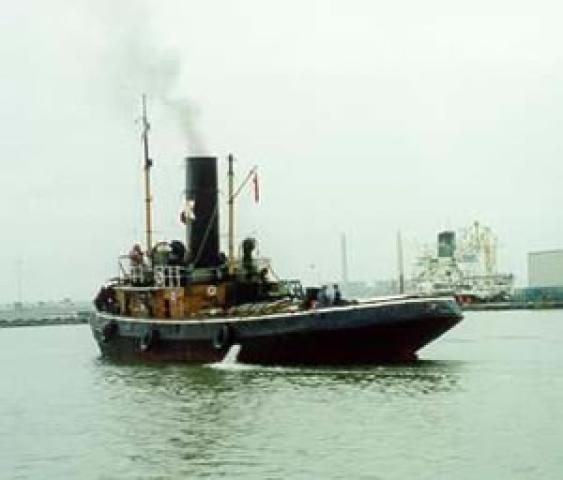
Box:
94;0;206;154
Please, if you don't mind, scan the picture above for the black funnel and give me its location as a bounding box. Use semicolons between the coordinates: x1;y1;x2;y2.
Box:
186;156;221;268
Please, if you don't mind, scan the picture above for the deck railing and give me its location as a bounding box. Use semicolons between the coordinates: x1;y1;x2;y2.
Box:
117;256;279;289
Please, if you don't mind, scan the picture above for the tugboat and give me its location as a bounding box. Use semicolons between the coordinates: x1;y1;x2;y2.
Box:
90;98;462;365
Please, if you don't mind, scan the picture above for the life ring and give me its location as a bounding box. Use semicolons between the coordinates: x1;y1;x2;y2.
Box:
154;270;165;286
207;285;218;297
212;324;232;350
101;321;118;343
139;328;160;352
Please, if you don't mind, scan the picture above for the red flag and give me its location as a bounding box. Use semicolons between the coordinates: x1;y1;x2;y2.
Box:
253;171;260;203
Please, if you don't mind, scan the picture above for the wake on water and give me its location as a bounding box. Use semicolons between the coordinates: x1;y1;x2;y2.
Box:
207;344;253;371
206;344;294;372
207;344;374;374
221;344;242;364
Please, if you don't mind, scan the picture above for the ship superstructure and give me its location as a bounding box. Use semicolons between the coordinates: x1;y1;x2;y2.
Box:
412;222;514;304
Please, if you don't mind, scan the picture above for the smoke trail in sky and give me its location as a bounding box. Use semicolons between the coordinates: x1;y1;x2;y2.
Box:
94;0;206;154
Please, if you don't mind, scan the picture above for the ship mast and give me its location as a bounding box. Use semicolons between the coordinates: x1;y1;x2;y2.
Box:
226;156;259;275
228;153;235;274
141;94;153;254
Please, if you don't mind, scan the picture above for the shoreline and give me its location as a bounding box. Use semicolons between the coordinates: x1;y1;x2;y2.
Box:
0;312;92;328
463;301;563;311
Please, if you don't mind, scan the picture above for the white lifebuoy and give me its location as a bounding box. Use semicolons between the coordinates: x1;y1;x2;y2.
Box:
207;285;218;297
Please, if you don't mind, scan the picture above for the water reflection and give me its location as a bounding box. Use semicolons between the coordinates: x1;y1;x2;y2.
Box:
90;358;465;477
5;314;563;479
95;357;463;400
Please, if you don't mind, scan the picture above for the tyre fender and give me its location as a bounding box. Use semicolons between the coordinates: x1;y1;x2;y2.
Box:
101;321;119;343
139;328;160;352
212;324;233;350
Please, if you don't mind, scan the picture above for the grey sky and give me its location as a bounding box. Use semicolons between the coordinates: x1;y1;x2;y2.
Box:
1;0;562;302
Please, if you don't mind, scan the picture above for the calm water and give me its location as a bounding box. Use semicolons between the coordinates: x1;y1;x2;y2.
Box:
1;311;563;479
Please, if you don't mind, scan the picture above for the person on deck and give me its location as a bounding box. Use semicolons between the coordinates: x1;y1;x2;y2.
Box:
333;284;343;305
128;244;144;266
317;286;330;307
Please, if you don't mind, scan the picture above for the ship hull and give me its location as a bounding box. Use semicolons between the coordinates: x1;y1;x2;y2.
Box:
90;297;462;365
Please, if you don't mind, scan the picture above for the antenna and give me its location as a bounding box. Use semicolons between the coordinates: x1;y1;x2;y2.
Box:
141;94;153;254
16;258;23;305
340;233;349;289
397;230;405;294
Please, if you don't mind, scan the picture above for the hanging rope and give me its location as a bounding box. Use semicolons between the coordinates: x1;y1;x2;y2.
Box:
191;200;220;268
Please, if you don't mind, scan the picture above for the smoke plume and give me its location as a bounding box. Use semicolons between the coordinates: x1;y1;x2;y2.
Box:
95;0;206;154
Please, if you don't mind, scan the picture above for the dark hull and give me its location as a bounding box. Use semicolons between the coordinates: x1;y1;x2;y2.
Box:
90;297;462;365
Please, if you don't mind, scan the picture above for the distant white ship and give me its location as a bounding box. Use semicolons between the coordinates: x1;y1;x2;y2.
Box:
412;221;514;304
